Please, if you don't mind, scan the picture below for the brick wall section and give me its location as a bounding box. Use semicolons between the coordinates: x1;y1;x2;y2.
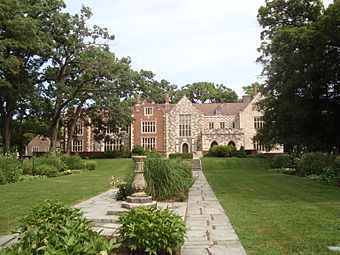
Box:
132;101;167;153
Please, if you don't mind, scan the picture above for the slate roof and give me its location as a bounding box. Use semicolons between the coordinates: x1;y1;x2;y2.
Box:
194;102;248;116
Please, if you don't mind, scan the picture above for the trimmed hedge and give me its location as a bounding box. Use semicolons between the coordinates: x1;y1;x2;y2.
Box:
207;145;246;157
169;153;193;159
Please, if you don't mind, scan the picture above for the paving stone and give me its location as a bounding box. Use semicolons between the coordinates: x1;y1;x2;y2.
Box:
208;245;247;255
181;247;210;255
182;160;247;255
0;234;18;248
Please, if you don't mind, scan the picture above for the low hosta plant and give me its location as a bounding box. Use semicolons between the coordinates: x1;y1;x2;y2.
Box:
117;206;187;255
4;200;120;255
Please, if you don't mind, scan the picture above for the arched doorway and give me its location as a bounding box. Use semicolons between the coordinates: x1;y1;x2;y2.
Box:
182;143;189;153
210;141;218;148
228;141;236;147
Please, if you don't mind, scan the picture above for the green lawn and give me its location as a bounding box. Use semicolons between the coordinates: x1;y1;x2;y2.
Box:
0;158;132;235
202;157;340;255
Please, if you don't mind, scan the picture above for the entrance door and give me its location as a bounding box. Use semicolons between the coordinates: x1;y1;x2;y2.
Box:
182;143;189;153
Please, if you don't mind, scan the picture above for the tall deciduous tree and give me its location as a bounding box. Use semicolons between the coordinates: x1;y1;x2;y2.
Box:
0;0;64;154
63;53;134;155
41;5;116;151
257;0;340;152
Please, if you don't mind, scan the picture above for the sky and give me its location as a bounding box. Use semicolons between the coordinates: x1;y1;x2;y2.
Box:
64;0;333;97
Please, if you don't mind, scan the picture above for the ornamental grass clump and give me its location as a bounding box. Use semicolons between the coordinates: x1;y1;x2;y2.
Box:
145;157;194;201
116;157;194;201
117;206;187;255
4;200;119;255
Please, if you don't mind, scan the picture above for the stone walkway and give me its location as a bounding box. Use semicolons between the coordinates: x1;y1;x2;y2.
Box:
181;160;246;255
0;159;247;255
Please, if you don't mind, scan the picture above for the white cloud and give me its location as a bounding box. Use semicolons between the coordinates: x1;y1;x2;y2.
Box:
64;0;332;97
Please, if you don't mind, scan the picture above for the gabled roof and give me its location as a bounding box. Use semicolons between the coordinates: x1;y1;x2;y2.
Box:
193;102;248;116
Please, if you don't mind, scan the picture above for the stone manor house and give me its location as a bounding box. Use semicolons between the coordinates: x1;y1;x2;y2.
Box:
26;89;283;156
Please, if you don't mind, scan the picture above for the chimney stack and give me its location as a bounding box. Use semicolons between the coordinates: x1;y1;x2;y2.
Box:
164;92;169;104
242;95;251;103
252;84;258;96
135;94;141;105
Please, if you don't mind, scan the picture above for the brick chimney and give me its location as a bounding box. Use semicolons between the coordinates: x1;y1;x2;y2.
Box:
242;96;251;103
252;84;258;96
164;92;169;104
135;94;141;105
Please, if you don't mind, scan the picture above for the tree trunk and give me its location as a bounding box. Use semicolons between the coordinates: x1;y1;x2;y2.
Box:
50;104;61;153
65;103;85;155
2;114;12;155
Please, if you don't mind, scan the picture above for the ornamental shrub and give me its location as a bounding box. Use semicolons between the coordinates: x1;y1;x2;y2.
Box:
84;160;96;170
117;206;186;255
34;154;67;172
169;153;193;159
296;152;333;176
207;145;237;157
270;154;294;169
0;155;21;184
32;164;59;177
132;144;145;155
60;155;85;170
235;146;247;158
5;200;119;255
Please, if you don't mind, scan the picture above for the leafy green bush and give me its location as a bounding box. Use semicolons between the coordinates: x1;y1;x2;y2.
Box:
34;154;67;172
20;159;33;175
131;144;144;155
61;155;85;170
106;148;132;158
117;157;194;201
207;145;237;157
296;152;333;176
169;153;193;159
117;206;186;255
270;154;293;169
5;200;119;254
0;170;6;185
235;146;247;158
115;183;133;201
0;155;21;184
32;164;59;177
84;160;96;170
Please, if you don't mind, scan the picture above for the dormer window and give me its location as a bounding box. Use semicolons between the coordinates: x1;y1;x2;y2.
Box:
214;108;222;115
144;107;153;116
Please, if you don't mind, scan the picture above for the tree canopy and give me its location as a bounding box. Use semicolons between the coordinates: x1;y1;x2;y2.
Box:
257;0;340;152
176;82;238;103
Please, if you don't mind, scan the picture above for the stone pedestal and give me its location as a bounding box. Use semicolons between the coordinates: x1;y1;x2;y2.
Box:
121;156;157;209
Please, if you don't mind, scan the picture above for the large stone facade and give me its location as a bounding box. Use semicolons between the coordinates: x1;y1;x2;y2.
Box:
131;92;283;156
26;91;283;155
166;96;204;154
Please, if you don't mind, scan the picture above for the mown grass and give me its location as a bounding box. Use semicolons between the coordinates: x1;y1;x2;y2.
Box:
202;157;340;255
0;158;132;235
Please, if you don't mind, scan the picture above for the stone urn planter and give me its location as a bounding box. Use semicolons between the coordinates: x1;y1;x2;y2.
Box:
121;155;157;209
